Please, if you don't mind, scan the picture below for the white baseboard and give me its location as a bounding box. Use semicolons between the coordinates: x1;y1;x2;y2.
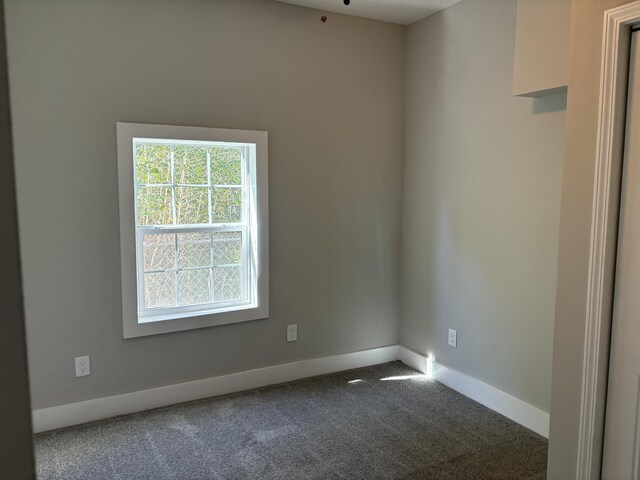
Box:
397;344;430;374
33;344;549;439
397;346;550;438
32;345;398;433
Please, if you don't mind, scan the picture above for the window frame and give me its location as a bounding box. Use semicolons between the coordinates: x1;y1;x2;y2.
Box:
117;123;268;339
134;139;251;321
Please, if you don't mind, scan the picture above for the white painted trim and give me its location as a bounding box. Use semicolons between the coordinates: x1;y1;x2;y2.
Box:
32;345;398;433
397;346;549;438
432;360;550;438
116;122;269;339
33;345;549;439
397;344;429;374
577;4;640;479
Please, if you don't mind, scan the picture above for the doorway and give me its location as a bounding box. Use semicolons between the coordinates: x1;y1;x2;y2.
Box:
602;28;640;480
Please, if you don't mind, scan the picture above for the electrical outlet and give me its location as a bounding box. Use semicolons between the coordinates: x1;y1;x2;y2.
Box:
287;324;297;342
448;329;457;348
75;355;91;377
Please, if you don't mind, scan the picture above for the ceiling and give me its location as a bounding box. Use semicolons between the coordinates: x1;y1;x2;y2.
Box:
275;0;462;25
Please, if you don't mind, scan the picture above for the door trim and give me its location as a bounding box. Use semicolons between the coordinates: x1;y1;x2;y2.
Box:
577;3;640;479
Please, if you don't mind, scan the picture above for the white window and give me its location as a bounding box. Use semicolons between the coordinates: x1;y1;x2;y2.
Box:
117;123;268;338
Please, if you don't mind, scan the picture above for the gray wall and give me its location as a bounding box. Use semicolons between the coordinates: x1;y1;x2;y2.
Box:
0;1;35;477
5;0;405;409
400;0;566;411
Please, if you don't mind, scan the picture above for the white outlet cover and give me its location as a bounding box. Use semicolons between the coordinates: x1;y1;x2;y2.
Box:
448;329;457;348
287;324;297;342
75;355;91;377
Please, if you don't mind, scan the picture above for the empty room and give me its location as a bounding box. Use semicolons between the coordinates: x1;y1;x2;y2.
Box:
3;0;639;478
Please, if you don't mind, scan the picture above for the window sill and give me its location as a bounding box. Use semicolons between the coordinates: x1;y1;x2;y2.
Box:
138;301;255;324
124;302;268;339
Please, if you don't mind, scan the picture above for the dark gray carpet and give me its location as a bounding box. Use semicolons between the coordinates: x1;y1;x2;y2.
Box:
35;361;547;479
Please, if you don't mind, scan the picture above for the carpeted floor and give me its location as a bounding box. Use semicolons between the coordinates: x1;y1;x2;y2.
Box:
35;362;548;479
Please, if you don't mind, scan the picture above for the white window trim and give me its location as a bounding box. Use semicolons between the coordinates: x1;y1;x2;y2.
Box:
117;123;269;339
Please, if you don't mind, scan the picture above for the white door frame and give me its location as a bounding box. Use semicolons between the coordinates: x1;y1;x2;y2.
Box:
577;3;640;479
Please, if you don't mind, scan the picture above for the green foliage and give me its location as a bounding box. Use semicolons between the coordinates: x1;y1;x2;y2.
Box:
135;142;244;226
136;187;173;226
135;144;171;185
211;147;242;185
175;187;209;224
212;187;242;223
174;145;208;185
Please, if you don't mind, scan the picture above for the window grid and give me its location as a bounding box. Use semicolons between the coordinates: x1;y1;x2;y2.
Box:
140;231;244;302
139;233;247;312
136;145;244;227
207;148;213;225
240;145;249;303
173;230;179;307
170;146;177;225
134;141;249;315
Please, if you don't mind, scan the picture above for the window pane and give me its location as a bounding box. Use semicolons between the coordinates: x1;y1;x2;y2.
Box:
135;144;171;185
178;232;212;269
211;147;242;185
213;267;242;302
212;187;242;223
178;269;211;306
144;271;176;309
137;187;173;226
175;187;209;225
143;233;176;271
174;145;208;185
213;231;242;266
